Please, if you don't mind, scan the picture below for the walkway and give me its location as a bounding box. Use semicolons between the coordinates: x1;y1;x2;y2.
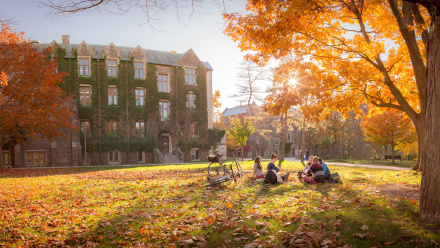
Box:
6;158;410;171
284;157;410;171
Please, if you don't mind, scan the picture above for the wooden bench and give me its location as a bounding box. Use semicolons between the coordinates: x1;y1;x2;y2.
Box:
384;155;401;161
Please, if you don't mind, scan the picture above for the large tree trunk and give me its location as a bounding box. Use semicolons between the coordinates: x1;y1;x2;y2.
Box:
419;11;440;223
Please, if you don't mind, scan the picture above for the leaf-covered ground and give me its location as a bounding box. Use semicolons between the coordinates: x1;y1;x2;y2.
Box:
0;162;438;248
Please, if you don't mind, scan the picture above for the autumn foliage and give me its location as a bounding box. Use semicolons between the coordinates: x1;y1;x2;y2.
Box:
0;24;74;158
361;109;416;163
223;0;428;170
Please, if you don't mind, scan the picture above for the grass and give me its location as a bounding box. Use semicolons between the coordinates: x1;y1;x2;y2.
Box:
0;162;438;247
325;158;416;168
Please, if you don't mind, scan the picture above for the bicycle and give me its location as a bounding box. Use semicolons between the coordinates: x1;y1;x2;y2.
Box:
206;153;243;186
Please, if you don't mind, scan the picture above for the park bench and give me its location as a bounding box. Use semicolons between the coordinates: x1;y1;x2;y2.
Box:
384;155;402;161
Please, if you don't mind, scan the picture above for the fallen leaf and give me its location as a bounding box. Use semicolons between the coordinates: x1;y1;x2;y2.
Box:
383;241;397;245
360;225;369;231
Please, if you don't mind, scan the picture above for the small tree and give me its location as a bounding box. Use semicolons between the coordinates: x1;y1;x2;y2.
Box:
212;90;222;125
227;118;254;161
361;110;415;164
231;59;268;157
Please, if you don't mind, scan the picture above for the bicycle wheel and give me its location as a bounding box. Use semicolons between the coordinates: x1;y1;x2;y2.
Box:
208;162;228;178
234;161;243;178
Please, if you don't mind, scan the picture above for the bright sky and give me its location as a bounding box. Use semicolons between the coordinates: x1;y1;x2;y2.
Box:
1;0;268;111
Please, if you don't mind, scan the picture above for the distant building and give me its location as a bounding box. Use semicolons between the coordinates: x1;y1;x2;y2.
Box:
221;103;301;158
2;35;214;167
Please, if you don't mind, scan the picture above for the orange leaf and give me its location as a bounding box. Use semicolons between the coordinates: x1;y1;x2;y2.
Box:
411;200;417;204
140;228;146;234
227;203;233;208
249;208;255;214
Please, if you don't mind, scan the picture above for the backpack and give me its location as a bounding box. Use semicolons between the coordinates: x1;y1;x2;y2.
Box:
265;170;278;184
329;172;340;182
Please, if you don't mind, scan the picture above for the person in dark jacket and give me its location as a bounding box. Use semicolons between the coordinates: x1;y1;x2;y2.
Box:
302;156;326;184
266;153;290;182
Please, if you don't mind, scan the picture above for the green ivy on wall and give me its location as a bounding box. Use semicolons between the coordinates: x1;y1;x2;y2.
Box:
53;44;210;158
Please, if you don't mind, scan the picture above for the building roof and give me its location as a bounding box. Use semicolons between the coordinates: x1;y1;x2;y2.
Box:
35;42;213;70
222;106;247;117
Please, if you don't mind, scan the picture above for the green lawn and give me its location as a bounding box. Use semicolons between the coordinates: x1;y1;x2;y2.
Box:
0;162;438;247
325;158;415;168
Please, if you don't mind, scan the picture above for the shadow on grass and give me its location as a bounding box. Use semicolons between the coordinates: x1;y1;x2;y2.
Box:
0;163;212;179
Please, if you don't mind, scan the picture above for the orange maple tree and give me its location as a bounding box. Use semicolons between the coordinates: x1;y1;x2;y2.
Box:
361;109;415;164
224;0;440;222
224;0;427;170
0;24;74;167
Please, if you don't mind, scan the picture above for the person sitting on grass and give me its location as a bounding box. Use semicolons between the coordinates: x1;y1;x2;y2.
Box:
253;156;265;179
302;156;326;184
266;153;290;183
304;156;314;177
319;157;331;180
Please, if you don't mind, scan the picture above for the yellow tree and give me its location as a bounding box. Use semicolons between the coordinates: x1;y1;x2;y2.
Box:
224;0;440;222
361;109;415;164
227;118;254;161
212;90;222;125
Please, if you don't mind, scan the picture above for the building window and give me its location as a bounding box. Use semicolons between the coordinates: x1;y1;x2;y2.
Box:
159;101;169;121
274;138;280;145
135;88;145;106
108;150;120;163
108;121;117;134
2;152;10;166
134;62;144;79
191;123;199;137
79;85;91;106
136;121;145;134
26;151;45;166
186;91;196;109
107;59;117;77
79;58;89;76
185;68;197;85
191;148;200;161
287;132;292;141
81;121;90;134
108;86;118;105
158;74;168;92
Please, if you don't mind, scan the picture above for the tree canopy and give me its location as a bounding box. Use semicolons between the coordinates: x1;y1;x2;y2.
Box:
224;0;428;170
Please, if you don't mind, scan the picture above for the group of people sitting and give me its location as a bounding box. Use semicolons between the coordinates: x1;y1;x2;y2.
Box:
253;153;290;184
252;153;337;184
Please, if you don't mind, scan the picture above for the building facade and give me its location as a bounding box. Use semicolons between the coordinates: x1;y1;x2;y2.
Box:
2;35;213;167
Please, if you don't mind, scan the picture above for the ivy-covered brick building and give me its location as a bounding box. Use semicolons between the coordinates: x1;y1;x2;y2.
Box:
2;35;214;167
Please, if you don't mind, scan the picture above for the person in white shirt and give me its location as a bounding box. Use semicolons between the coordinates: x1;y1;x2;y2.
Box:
253;156;265;179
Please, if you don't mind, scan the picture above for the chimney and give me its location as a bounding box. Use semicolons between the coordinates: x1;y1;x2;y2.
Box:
62;35;70;45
